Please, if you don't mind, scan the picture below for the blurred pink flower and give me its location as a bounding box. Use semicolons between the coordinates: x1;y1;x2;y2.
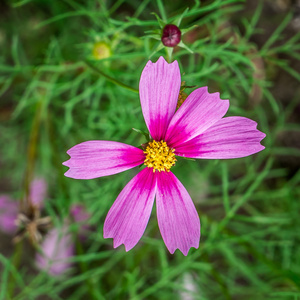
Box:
36;226;74;276
63;56;266;255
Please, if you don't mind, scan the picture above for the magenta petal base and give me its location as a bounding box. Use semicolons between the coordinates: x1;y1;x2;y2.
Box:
103;168;156;251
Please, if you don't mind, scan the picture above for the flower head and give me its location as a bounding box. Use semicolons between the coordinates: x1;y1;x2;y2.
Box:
63;57;266;255
143;140;176;172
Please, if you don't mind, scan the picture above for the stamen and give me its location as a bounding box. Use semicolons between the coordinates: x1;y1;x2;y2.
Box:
144;140;176;172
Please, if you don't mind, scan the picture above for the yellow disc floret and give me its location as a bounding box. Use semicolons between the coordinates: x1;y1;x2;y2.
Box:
144;140;176;172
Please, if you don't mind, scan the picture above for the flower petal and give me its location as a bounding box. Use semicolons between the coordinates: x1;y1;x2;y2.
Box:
165;87;229;147
139;56;181;140
156;171;200;255
175;116;266;159
63;141;145;179
103;168;156;251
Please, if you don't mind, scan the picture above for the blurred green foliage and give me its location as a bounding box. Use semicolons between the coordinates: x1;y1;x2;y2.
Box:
1;0;300;299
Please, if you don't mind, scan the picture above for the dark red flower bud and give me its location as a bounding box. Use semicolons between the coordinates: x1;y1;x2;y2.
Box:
161;24;181;47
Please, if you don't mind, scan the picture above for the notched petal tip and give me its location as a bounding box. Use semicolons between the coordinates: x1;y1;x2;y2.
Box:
247;118;266;138
63;169;73;178
62;159;70;167
258;129;267;141
104;230;135;252
245;118;267;148
169;242;199;256
201;87;230;104
156;56;178;65
180;244;199;256
104;230;139;253
115;240;135;252
143;56;179;75
105;237;135;252
62;159;73;178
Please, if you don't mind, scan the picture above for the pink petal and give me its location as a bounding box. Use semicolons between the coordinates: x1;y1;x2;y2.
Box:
0;195;18;234
103;168;156;251
36;226;74;276
165;87;229;148
175;117;266;159
63;141;145;179
139;56;181;140
156;172;200;255
30;178;47;207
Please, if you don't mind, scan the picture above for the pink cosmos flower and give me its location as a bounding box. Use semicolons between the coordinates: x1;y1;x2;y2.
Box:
36;225;74;276
63;57;266;255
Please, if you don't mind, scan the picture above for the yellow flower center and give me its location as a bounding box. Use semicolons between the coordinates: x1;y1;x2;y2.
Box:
144;140;176;172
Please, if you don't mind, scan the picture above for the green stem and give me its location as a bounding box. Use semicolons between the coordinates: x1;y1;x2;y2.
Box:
22;100;43;210
166;47;173;63
84;60;139;93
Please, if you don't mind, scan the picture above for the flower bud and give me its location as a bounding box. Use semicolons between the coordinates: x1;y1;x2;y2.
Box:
92;41;111;60
161;24;181;47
